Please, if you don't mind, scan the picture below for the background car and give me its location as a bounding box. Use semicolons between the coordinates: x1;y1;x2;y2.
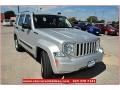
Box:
73;22;87;31
86;24;101;36
114;24;119;29
95;24;106;34
2;19;13;26
103;25;119;36
72;21;81;29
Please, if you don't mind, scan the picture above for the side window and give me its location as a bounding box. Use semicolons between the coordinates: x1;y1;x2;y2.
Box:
18;14;25;26
24;15;31;26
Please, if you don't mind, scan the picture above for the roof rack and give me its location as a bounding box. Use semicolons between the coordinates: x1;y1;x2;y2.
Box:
20;11;30;13
19;11;34;14
18;11;64;16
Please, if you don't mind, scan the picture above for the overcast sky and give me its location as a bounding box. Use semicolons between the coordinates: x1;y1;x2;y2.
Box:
1;6;119;22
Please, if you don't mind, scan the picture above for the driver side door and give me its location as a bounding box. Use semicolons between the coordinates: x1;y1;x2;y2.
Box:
22;14;35;54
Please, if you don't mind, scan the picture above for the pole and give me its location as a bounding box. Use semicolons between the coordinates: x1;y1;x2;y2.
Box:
18;6;20;13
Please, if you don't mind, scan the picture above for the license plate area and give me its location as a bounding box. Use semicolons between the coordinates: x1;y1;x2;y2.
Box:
87;60;95;67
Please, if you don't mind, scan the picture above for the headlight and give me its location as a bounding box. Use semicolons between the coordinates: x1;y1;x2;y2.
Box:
96;39;100;51
63;43;74;56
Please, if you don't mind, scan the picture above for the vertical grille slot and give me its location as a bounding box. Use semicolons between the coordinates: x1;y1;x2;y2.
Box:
90;42;92;53
80;43;83;55
87;43;89;54
82;43;84;55
84;43;86;55
76;44;79;56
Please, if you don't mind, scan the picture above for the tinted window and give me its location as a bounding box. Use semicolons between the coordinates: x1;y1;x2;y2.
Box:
18;14;25;26
108;25;115;29
24;15;31;26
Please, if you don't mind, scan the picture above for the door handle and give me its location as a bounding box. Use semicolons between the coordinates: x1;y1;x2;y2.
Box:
33;32;38;35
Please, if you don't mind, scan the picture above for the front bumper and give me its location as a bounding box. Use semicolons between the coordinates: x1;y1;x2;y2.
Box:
54;48;104;74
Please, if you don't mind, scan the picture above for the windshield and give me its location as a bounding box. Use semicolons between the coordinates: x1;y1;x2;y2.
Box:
33;14;72;28
107;25;115;29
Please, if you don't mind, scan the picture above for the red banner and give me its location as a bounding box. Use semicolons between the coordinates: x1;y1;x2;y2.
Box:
22;79;96;84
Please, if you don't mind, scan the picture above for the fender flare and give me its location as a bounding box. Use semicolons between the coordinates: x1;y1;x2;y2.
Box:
36;39;60;73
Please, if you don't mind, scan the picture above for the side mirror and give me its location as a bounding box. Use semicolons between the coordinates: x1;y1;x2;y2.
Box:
22;23;31;29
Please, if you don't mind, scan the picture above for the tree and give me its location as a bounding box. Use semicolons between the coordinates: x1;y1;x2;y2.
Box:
78;20;81;22
111;21;119;28
68;17;78;25
4;11;16;19
112;21;116;24
111;21;116;27
116;21;119;24
100;20;105;23
96;20;105;23
115;21;119;29
87;16;98;23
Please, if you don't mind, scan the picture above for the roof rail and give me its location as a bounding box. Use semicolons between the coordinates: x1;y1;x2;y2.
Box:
20;11;33;13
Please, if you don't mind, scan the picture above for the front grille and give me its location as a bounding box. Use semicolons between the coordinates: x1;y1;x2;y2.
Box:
75;41;97;56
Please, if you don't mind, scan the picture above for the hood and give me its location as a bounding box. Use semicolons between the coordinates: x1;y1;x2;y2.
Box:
36;28;99;44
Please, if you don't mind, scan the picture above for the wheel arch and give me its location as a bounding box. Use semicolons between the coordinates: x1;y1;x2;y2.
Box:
35;40;60;74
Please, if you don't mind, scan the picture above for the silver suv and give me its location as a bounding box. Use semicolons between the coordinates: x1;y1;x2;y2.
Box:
14;12;104;78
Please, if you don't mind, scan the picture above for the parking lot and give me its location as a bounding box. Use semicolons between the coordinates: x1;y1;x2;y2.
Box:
1;26;119;84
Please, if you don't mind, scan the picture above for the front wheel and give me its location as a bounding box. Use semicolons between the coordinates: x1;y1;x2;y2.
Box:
41;51;55;78
41;51;62;78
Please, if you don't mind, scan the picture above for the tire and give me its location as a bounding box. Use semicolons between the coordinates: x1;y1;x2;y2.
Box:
14;37;24;52
41;51;54;78
105;31;108;35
